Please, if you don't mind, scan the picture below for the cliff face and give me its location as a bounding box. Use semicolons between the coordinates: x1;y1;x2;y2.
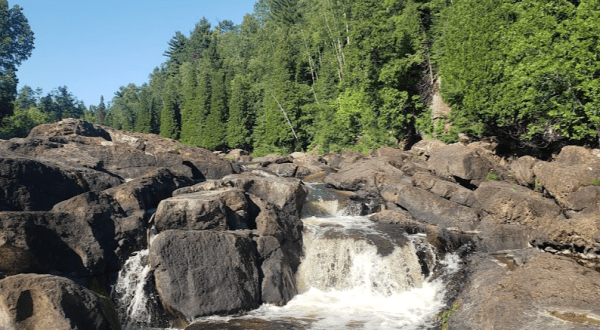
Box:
1;119;600;329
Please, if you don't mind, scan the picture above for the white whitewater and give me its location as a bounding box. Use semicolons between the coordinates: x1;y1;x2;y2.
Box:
114;249;154;327
196;214;456;330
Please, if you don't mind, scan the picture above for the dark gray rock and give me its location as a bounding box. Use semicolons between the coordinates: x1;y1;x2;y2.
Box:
260;249;297;305
0;273;119;330
154;188;252;232
0;211;108;278
150;230;261;320
0;151;121;211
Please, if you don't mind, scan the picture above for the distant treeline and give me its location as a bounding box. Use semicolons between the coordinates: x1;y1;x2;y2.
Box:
3;0;599;155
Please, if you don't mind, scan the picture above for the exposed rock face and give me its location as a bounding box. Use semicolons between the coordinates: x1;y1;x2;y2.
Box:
533;146;600;209
5;119;600;329
474;181;562;226
428;144;499;185
154;188;252;231
378;175;479;230
323;157;405;193
0;274;119;330
150;230;261;320
0;151;121;211
0;211;109;278
449;251;600;330
0;118;235;182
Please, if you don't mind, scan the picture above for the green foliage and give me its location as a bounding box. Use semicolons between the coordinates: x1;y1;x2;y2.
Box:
438;301;460;330
486;172;498;181
159;77;181;139
581;179;600;186
438;0;600;146
0;0;34;122
0;105;49;138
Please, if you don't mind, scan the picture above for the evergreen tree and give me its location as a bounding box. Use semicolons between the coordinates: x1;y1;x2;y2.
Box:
98;95;106;124
159;77;181;139
227;74;253;149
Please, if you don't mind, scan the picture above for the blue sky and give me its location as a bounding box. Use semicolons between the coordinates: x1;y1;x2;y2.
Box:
13;0;257;107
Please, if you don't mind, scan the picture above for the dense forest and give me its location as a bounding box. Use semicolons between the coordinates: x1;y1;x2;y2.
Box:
2;0;599;156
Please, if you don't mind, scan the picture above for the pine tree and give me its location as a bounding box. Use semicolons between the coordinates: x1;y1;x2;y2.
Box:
159;77;181;139
98;95;106;124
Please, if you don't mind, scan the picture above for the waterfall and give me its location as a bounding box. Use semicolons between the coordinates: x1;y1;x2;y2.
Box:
191;213;457;330
114;249;170;330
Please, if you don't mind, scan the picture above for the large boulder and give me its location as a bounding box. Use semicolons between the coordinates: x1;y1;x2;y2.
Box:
0;212;108;279
0;151;121;211
509;155;539;186
410;138;446;157
449;252;600;330
377;175;479;230
533;146;600;209
103;168;193;215
0;273;119;330
150;230;261;321
323;157;405;193
174;173;307;220
412;172;479;208
474;181;562;226
154;188;252;232
428;144;499;186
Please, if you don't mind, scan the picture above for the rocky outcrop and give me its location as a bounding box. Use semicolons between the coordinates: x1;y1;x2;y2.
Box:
0;211;109;279
0;274;119;330
1;118;236;182
449;251;600;330
0;151;121;211
4;119;600;329
154;188;252;231
533;146;600;210
150;230;261;320
427;143;502;186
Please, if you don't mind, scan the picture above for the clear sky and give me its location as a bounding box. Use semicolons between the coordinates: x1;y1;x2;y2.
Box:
13;0;257;107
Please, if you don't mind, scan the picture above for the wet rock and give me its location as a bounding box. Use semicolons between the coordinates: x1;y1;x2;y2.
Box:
150;230;261;320
449;252;600;330
154;188;252;232
0;273;119;330
260;249;297;305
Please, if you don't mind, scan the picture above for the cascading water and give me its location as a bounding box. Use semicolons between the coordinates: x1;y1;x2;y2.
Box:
114;249;171;330
191;184;461;329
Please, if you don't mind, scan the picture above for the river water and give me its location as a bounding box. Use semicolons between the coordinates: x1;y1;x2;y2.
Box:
115;185;461;329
